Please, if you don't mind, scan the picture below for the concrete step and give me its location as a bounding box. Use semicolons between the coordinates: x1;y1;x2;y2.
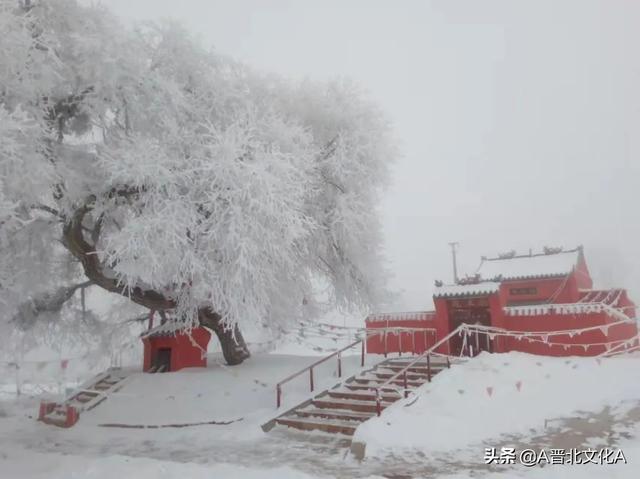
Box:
343;383;401;393
380;364;446;375
295;407;374;422
373;371;433;381
275;416;358;436
313;397;395;413
353;376;425;388
327;388;400;402
384;358;456;368
73;392;99;403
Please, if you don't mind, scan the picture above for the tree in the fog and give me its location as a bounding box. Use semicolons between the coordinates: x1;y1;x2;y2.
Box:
0;0;393;364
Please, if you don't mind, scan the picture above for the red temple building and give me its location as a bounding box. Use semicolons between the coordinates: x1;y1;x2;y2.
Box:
366;246;638;357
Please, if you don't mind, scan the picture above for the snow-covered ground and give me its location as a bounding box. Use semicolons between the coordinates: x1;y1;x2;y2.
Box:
1;449;326;479
2;343;640;478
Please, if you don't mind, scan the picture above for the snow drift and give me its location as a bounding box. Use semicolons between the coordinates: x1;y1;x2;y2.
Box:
353;352;640;457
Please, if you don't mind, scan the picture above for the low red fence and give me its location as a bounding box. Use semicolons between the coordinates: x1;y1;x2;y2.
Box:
365;312;438;356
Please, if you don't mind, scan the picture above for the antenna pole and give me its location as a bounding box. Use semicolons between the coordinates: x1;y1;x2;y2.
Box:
448;242;459;284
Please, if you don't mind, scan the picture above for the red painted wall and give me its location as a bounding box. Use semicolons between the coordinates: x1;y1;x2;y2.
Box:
502;312;637;356
142;327;211;372
500;275;579;305
433;298;454;354
574;250;594;290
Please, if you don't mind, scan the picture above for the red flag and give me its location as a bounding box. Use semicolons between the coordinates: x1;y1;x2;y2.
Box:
486;386;493;397
60;359;69;370
516;381;522;392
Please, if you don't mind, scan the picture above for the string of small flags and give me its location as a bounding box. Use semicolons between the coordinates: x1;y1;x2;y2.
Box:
509;335;640;351
0;353;91;371
455;322;640;357
460;318;634;340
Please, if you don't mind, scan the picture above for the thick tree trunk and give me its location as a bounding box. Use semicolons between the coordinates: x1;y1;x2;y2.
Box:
198;309;250;365
61;196;251;366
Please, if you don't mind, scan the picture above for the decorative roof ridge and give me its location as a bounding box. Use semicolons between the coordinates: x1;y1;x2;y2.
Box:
433;281;501;298
481;246;582;262
435;279;501;288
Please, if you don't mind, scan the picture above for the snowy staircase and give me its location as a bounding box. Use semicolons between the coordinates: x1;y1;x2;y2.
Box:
38;368;131;428
264;356;455;438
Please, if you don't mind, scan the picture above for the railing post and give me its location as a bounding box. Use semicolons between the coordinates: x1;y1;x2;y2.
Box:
337;352;342;378
446;356;450;369
276;384;281;408
399;330;402;357
427;354;432;382
403;371;408;398
376;389;382;416
412;330;416;356
384;329;388;358
310;367;314;392
361;338;365;367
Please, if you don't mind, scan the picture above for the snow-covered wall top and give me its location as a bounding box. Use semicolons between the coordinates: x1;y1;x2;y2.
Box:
433;282;500;298
504;303;607;316
476;249;580;281
367;311;436;322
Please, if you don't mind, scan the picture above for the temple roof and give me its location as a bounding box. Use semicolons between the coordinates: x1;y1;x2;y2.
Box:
476;248;581;281
433;281;500;298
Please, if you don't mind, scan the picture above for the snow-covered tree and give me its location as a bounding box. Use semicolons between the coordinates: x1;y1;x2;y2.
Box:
0;0;394;364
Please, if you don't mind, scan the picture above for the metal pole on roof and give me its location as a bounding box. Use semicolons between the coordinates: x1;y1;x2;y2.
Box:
448;242;459;284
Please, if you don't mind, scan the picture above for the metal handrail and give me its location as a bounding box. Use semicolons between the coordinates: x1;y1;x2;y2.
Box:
276;336;364;408
373;316;640;414
275;326;436;408
373;324;469;415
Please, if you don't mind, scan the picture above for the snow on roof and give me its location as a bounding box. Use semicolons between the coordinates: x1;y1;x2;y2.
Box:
141;321;192;338
433;282;500;298
476;249;580;281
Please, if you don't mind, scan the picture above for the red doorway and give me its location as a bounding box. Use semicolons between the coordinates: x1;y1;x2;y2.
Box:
448;298;493;356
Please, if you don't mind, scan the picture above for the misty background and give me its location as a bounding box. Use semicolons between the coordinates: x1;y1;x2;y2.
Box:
103;0;640;311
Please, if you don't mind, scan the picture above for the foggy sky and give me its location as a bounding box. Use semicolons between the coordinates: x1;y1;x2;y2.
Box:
104;0;640;311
